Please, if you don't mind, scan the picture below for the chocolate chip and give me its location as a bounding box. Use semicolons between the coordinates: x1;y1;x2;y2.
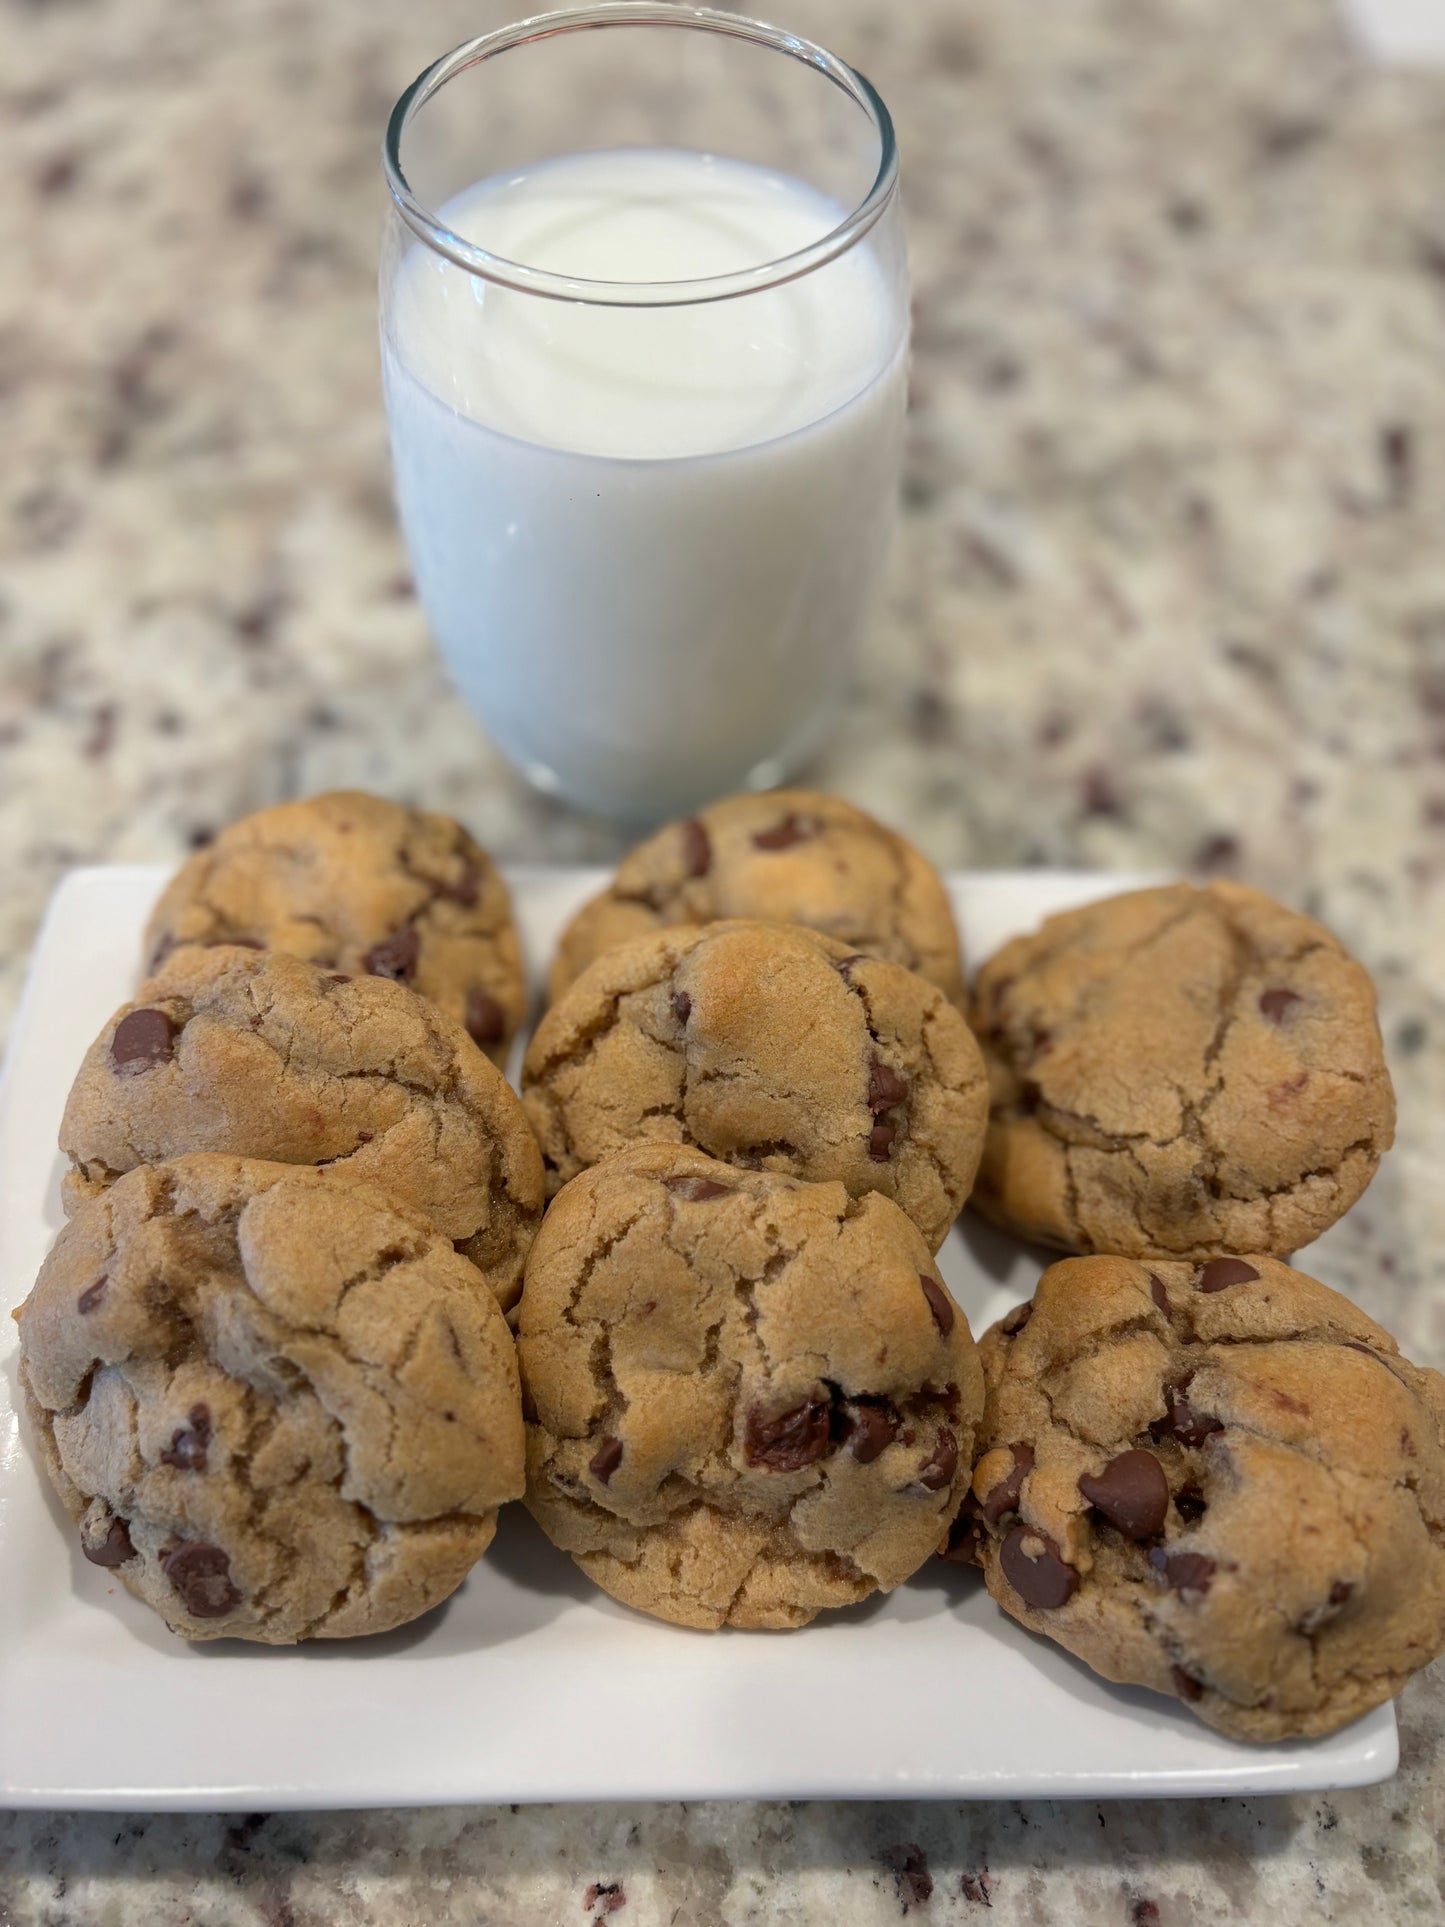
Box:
980;1443;1035;1525
868;1057;909;1112
110;1007;176;1073
1000;1525;1078;1610
1171;1665;1204;1702
835;953;871;980
1259;987;1303;1023
868;1121;897;1162
1198;1258;1259;1293
671;989;692;1025
999;1302;1033;1336
662;1174;731;1202
589;1437;623;1483
844;1400;900;1464
744;1398;831;1471
76;1275;107;1314
464;987;505;1046
209;935;264;951
1148;1274;1170;1315
1302;1566;1356;1630
1151;1380;1223;1449
917;1273;955;1339
362;926;420;984
916;1425;958;1491
441;863;481;907
939;1510;986;1566
1078;1449;1169;1540
1149;1548;1215;1598
82;1516;135;1567
680;817;711;877
162;1540;242;1619
146;935;178;973
160;1404;212;1473
984;973;1016;1023
752;813;816;851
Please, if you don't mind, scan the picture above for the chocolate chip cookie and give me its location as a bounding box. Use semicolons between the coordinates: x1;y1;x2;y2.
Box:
970;881;1395;1258
548;789;964;1007
523;919;988;1251
60;945;545;1309
15;1156;525;1642
946;1253;1445;1741
518;1144;983;1629
143;791;526;1066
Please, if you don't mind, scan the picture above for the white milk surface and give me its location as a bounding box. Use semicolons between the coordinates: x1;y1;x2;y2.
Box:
383;148;907;821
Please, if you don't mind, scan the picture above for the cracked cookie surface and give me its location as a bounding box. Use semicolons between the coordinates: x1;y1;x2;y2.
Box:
523;919;988;1252
970;881;1395;1258
60;944;545;1309
948;1253;1445;1741
143;791;526;1067
15;1155;525;1643
548;788;964;1007
518;1144;983;1629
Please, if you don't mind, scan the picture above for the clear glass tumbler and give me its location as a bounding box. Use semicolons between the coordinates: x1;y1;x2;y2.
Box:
381;3;908;825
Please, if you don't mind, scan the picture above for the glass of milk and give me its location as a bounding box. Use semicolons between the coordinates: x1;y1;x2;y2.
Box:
381;4;908;824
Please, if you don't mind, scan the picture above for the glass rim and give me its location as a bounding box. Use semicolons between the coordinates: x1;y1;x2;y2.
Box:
382;2;899;308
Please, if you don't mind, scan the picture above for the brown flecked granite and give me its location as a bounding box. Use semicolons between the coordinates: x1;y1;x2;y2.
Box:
1;0;1443;1918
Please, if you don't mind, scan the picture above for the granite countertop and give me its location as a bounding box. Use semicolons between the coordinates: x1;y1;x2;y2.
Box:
3;0;1444;1918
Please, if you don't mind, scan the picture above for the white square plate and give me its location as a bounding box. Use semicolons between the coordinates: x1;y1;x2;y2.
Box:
0;866;1397;1807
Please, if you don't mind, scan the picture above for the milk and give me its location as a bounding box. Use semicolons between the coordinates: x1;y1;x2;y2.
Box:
382;147;907;821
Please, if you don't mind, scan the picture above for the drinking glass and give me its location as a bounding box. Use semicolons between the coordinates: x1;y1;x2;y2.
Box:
381;3;908;824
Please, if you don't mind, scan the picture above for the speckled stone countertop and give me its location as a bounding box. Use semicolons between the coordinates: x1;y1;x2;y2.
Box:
3;0;1444;1919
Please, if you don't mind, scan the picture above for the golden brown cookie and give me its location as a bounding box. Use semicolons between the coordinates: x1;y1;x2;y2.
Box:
549;788;963;1006
523;919;988;1251
946;1254;1445;1742
15;1156;525;1643
518;1144;983;1629
143;791;526;1066
60;945;544;1309
970;882;1395;1258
